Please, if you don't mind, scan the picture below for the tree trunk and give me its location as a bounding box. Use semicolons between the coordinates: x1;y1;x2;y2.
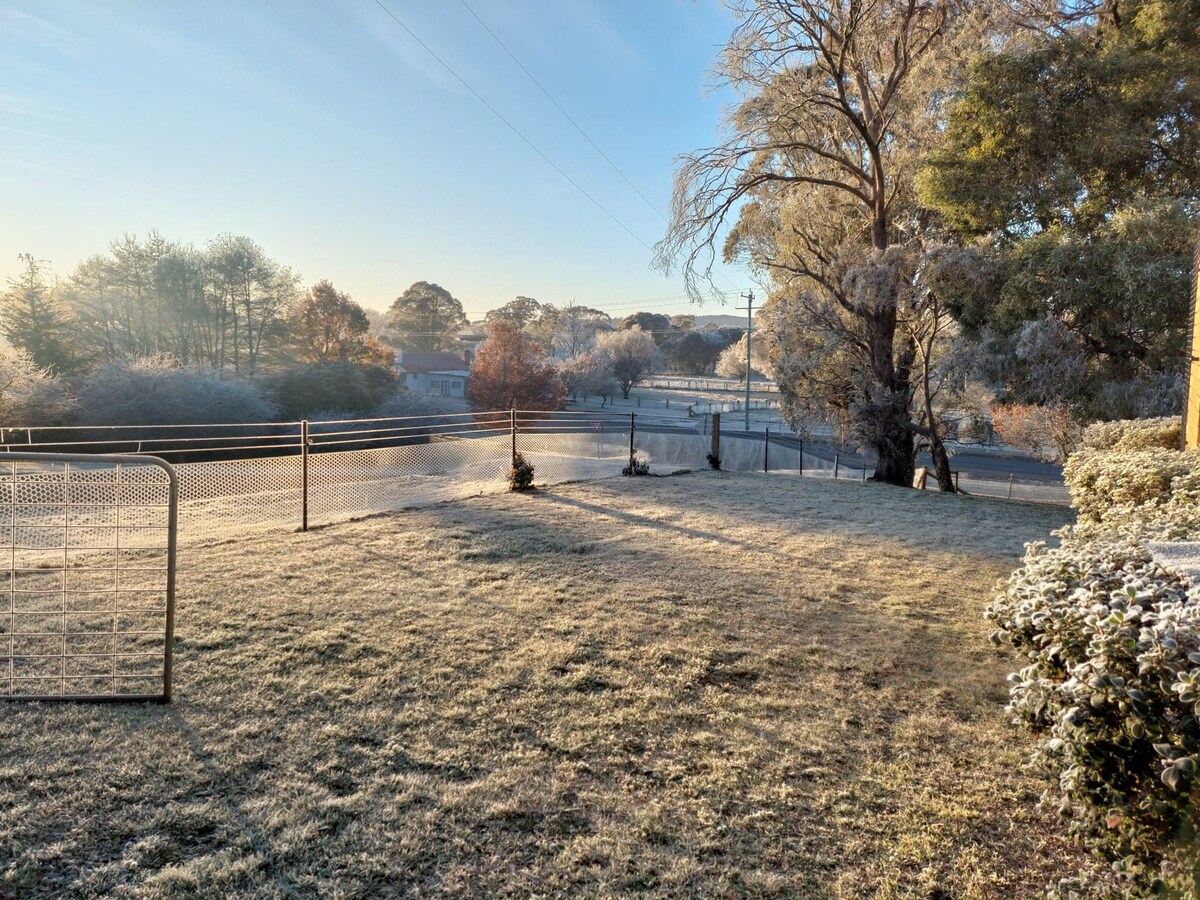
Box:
871;407;915;486
929;434;956;493
865;306;915;488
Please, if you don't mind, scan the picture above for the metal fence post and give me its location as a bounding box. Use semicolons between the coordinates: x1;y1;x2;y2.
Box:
710;412;721;468
162;462;178;702
629;412;636;469
834;453;840;480
511;408;517;466
1007;473;1014;500
798;438;803;474
764;427;769;473
301;419;309;532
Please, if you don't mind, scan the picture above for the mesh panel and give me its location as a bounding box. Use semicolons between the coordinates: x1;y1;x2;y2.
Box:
310;431;512;524
1;456;174;701
956;473;1070;504
517;430;630;483
628;422;710;475
175;455;303;544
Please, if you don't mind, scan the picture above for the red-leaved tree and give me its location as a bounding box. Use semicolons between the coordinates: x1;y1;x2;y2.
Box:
466;321;565;411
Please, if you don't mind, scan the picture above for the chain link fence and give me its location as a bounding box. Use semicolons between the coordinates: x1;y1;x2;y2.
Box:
0;411;1068;547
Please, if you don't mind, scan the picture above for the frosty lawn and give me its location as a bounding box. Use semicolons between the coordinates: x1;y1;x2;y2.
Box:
1;472;1090;896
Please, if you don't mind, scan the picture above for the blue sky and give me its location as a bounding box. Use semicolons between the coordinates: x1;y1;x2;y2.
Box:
1;0;756;319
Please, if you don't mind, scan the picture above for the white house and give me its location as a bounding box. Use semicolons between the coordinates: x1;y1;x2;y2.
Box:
394;352;471;399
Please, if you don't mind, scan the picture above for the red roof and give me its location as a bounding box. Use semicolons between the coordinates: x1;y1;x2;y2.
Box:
395;352;469;373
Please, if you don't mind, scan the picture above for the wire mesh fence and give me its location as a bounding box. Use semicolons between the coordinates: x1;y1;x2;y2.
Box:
309;419;513;525
955;472;1071;504
1;453;177;702
720;431;1070;502
0;411;1069;550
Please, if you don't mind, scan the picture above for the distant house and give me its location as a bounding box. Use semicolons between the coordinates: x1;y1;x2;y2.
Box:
457;333;487;365
394;351;471;399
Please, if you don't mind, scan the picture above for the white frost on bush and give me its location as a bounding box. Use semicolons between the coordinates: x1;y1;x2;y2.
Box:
988;539;1200;895
1080;415;1181;452
993;415;1200;896
0;347;75;426
74;357;276;426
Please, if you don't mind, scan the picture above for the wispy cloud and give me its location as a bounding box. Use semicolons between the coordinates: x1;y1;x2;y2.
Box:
554;0;646;71
473;0;648;74
0;92;73;122
63;5;341;129
0;124;89;147
342;0;473;98
0;154;136;190
0;7;88;54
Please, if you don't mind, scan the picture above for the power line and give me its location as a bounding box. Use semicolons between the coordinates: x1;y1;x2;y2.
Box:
457;0;664;222
369;0;652;252
457;288;753;319
455;0;747;299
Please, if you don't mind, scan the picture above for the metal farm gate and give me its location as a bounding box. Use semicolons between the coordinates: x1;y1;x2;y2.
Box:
1;453;177;702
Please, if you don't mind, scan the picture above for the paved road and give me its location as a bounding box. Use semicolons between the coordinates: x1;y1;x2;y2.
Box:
721;430;1064;484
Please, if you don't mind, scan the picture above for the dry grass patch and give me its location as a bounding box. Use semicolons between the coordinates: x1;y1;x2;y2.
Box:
2;472;1089;897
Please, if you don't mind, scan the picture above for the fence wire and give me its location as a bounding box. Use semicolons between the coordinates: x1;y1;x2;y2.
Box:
0;411;1068;549
310;430;512;523
1;454;176;702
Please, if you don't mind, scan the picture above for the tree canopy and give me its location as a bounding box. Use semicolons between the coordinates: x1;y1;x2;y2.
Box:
918;0;1200;415
596;328;658;399
466;321;565;411
291;280;394;368
384;281;468;353
2;254;80;375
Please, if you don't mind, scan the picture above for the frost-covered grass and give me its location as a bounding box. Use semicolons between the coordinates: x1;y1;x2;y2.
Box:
1;473;1088;897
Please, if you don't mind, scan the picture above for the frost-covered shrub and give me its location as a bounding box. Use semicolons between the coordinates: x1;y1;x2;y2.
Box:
371;389;461;420
1081;416;1182;452
75;357;275;426
509;452;535;491
1098;373;1185;422
269;361;395;419
622;453;650;476
987;539;1200;897
1070;468;1200;545
0;348;75;426
1065;446;1198;525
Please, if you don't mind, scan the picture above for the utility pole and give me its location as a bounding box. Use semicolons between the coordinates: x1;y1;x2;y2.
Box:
736;290;755;431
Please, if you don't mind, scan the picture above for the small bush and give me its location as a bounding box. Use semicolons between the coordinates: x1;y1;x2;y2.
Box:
1080;416;1182;453
622;453;650;476
74;357;276;426
987;539;1200;897
509;452;535;491
371;389;461;420
269;361;395;419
